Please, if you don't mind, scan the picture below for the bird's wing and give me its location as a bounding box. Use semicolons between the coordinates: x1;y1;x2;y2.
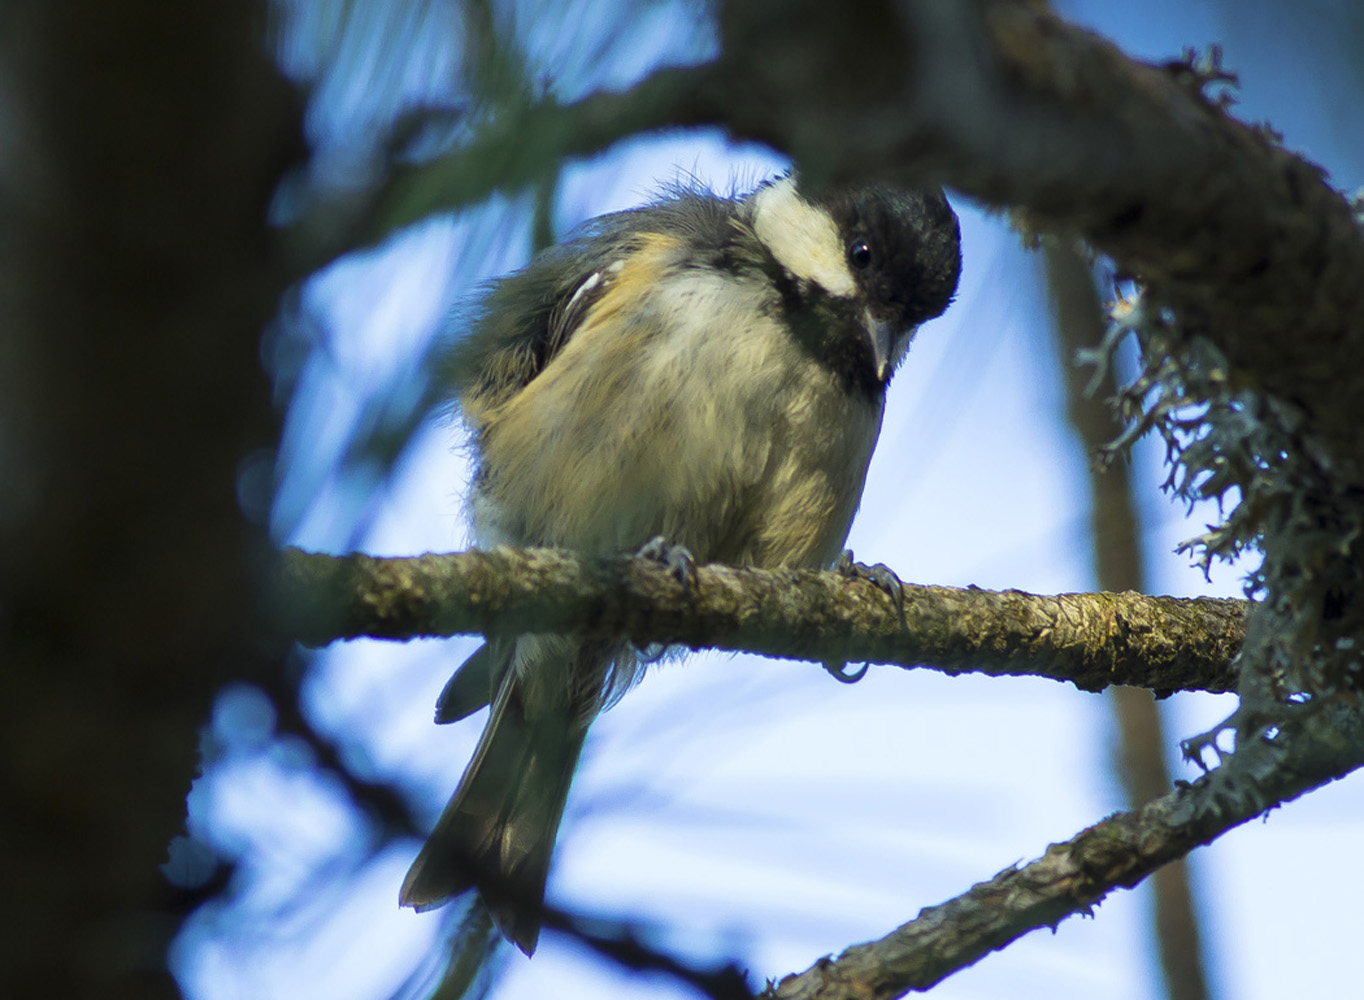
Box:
442;212;656;421
442;190;742;422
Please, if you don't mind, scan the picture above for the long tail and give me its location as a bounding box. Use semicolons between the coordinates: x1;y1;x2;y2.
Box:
400;643;588;956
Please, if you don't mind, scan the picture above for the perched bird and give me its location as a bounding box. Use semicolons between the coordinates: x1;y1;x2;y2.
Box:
400;174;961;955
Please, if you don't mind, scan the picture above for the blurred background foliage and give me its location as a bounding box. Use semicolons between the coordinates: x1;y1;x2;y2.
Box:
7;1;1362;998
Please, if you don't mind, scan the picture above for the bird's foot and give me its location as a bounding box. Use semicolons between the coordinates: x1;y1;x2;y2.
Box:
821;551;902;685
835;549;904;612
635;535;698;593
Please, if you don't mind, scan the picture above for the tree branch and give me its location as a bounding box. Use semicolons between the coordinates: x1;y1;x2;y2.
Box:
714;0;1364;478
271;547;1244;695
288;64;722;267
542;905;755;1000
765;699;1364;999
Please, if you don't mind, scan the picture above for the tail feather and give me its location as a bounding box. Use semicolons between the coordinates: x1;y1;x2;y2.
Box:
434;641;511;724
400;653;586;956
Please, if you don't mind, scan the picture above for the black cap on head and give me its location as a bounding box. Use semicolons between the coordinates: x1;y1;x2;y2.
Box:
819;185;961;333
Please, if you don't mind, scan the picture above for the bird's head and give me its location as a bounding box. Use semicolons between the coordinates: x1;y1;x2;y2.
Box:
749;175;961;390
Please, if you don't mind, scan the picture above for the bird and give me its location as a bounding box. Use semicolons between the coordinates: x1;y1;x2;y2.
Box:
399;173;962;955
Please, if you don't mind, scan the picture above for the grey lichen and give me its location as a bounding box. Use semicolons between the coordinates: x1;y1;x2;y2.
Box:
1098;281;1364;754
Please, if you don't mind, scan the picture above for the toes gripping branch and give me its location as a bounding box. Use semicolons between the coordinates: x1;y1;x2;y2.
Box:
635;535;698;593
835;548;905;611
822;550;906;684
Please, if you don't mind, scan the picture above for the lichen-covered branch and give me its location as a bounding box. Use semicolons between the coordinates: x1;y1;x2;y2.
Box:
765;700;1364;1000
271;547;1244;694
713;0;1364;479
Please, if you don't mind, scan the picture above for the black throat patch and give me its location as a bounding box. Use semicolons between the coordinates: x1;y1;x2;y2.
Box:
764;262;888;399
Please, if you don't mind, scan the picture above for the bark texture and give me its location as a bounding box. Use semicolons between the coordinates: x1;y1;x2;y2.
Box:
273;547;1245;695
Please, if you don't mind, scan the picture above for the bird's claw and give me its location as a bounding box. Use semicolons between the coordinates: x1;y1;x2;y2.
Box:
636;535;698;593
823;660;871;684
836;549;904;612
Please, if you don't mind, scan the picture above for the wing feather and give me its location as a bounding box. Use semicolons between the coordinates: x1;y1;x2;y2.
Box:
441;187;741;425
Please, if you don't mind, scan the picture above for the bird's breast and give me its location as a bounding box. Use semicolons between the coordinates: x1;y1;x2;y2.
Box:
472;265;884;569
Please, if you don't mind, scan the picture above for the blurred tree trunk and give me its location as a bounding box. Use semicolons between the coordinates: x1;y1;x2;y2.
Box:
1045;242;1212;1000
0;4;301;997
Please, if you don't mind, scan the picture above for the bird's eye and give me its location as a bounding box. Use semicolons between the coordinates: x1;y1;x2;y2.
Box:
849;240;872;269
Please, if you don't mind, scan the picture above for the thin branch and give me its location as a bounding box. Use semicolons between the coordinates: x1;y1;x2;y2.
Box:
364;66;717;239
764;699;1364;1000
542;905;755;1000
270;547;1245;695
288;64;721;267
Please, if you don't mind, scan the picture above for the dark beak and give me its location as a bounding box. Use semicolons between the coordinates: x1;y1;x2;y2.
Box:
863;311;899;383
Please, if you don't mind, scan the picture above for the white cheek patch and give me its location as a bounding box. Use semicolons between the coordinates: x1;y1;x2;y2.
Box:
751;176;857;298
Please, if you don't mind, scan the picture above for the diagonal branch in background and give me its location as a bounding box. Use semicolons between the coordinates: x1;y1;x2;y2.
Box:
272;547;1245;695
766;700;1364;1000
288;65;719;268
